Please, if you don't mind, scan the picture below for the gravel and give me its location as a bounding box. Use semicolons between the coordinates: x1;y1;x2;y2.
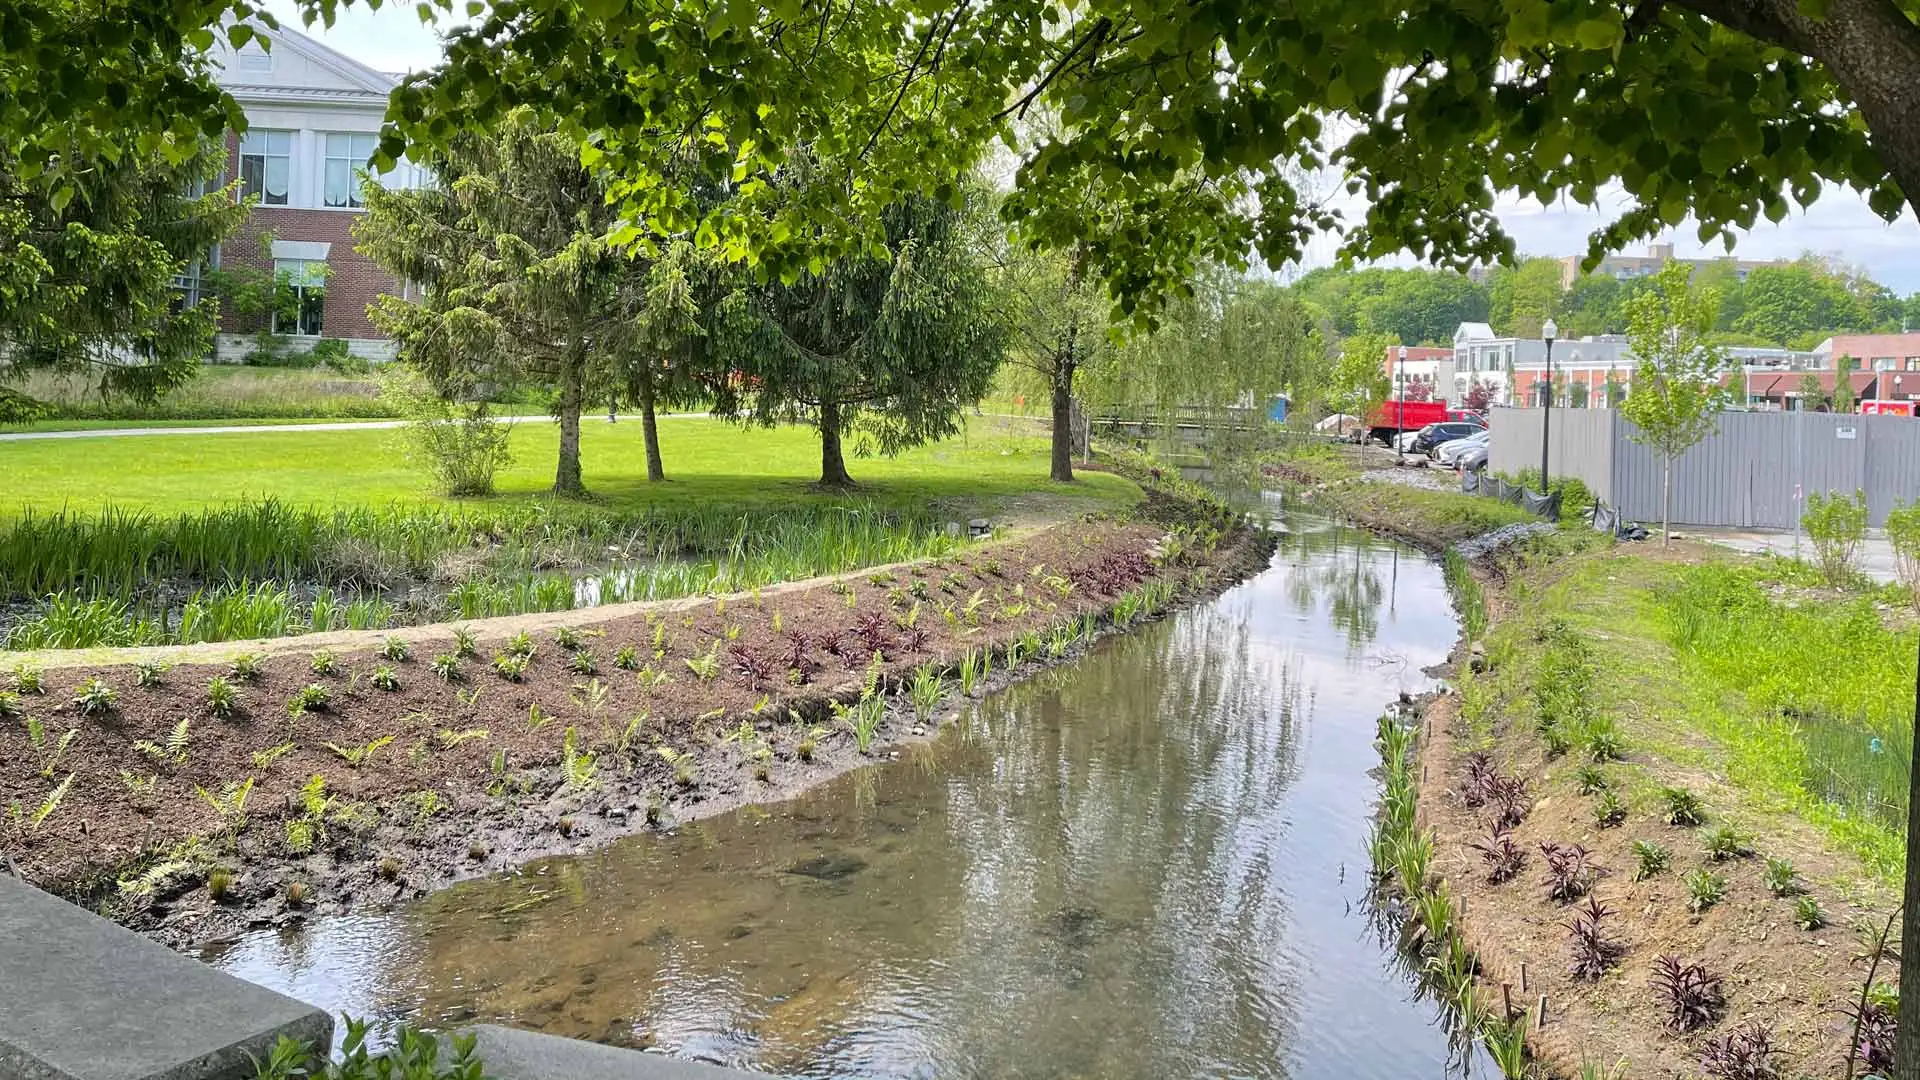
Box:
1455;520;1560;562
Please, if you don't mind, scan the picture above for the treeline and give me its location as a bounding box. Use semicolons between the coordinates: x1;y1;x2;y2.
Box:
1291;256;1918;351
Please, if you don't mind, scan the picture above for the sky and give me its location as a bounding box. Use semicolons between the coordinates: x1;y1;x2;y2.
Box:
269;1;1920;295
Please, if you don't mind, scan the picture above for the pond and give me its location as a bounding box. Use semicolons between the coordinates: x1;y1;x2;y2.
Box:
203;493;1469;1078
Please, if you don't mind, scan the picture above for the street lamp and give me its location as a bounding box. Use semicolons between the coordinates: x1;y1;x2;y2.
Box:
1396;345;1408;465
1540;319;1558;490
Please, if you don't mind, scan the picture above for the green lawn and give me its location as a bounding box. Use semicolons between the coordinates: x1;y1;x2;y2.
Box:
0;415;1138;519
0;417;400;433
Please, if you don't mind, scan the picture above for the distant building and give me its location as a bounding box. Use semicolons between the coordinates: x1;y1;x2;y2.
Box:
1447;322;1816;409
1813;333;1920;373
1556;242;1791;289
204;25;428;362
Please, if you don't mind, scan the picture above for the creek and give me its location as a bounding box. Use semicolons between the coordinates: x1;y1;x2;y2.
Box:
203;492;1471;1078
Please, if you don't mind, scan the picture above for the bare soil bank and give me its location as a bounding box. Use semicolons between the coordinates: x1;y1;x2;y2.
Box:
2;494;1273;951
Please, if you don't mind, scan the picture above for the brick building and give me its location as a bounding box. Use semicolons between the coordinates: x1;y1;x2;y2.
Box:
205;26;425;362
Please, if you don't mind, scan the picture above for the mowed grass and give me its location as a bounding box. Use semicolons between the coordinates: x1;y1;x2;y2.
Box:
0;415;1138;519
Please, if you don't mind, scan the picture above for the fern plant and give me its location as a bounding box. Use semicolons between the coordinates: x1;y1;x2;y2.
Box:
133;719;192;765
9;774;74;838
323;735;395;767
23;717;78;777
561;727;598;791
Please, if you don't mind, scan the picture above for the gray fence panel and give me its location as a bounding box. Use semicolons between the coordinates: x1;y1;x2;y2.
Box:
1495;408;1918;529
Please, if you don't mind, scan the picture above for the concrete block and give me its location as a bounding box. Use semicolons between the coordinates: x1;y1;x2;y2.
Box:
456;1025;779;1080
0;875;332;1080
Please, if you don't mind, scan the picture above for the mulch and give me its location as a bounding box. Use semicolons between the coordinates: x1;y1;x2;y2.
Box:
1;510;1271;949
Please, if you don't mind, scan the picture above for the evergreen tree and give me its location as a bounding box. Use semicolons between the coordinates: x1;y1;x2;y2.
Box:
358;109;703;493
708;192;1005;487
0;145;244;420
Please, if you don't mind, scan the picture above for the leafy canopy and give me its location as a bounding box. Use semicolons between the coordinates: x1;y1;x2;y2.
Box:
1620;262;1734;461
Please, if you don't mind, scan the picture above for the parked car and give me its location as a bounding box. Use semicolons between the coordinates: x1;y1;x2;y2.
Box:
1456;443;1490;472
1393;426;1432;453
1413;421;1486;456
1435;429;1491;465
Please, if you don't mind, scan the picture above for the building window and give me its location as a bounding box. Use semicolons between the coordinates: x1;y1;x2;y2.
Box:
1905;357;1920;371
273;259;326;336
322;133;381;209
1872;357;1896;371
240;130;292;206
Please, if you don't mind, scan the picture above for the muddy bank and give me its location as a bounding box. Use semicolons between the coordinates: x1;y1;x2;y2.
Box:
1;492;1272;951
1302;485;1897;1076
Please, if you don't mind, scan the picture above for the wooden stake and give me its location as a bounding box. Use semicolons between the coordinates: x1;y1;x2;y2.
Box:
1502;983;1514;1021
1519;962;1528;993
1535;995;1549;1030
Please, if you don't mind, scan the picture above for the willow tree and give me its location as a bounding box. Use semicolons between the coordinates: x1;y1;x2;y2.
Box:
358;109;702;493
988;239;1107;481
708;195;1005;487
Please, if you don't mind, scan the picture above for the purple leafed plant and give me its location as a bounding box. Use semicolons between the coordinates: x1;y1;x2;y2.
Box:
1566;896;1622;980
851;612;894;656
1852;997;1896;1075
815;627;848;658
1486;774;1530;829
1698;1021;1779;1080
727;643;775;691
1461;752;1497;808
781;632;816;679
1539;840;1598;902
1471;827;1526;884
898;625;929;654
1650;954;1725;1034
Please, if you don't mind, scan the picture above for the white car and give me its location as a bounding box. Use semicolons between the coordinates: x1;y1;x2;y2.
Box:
1435;430;1491;465
1391;427;1427;453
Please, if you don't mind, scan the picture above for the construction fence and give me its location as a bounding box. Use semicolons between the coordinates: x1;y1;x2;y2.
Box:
1487;406;1920;529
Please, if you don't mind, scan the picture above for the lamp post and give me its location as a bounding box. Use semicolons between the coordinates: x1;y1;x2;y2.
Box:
1396;345;1408;465
1540;319;1558;490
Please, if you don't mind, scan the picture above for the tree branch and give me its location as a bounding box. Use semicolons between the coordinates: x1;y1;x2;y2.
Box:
993;15;1112;122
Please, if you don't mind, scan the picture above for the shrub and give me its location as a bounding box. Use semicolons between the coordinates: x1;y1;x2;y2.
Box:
1650;954;1725;1033
1890;499;1920;611
1803;489;1867;587
382;368;515;497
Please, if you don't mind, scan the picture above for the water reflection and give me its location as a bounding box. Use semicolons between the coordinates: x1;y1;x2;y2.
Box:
206;496;1463;1079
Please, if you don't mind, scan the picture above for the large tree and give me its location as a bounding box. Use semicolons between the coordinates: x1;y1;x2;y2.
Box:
0;145;244;420
989;238;1108;482
707;193;1005;487
358;110;703;493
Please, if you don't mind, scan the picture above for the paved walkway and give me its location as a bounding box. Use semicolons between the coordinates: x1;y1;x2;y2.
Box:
1689;525;1901;586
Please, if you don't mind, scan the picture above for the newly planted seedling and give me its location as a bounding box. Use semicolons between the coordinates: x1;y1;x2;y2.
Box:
1660;786;1706;826
561;727;598;791
323;734;394;767
1684;868;1728;913
9;774;72;837
1632;839;1671;880
371;665;401;691
685;643;721;681
614;644;639;671
310;651;339;676
228;653;263;682
1593;790;1626;828
492;652;530;681
1539;840;1597;902
1700;825;1751;862
505;630;536;658
23;717;77;777
195;777;256;840
452;626;479;658
1649;954;1724;1033
134;661;169;688
1572;763;1608;795
1698;1021;1778;1080
381;636;411;662
73;677;115;717
432;652;463;682
14;666;44;694
1763;857;1801;896
655;745;697;788
568;649;598;675
1566;896;1622;981
1793;894;1825;930
436;727;490;749
554;626;585;651
909;665;943;721
251;742;295;769
1471;827;1526;884
134;718;192;765
286;683;331;716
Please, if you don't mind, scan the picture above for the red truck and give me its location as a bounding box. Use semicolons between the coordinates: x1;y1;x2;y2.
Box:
1365;400;1451;445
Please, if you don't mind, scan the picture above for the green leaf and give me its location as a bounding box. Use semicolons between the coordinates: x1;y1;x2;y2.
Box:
1572;18;1618;50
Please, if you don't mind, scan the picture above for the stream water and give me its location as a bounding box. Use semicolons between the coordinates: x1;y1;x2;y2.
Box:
203;493;1469;1078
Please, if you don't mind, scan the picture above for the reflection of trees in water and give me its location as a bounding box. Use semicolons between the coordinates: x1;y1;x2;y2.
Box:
933;606;1308;1077
1279;520;1390;653
262;597;1315;1078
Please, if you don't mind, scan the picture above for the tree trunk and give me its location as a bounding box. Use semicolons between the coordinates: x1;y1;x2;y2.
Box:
1899;639;1920;1080
638;371;665;482
554;344;586;496
1661;459;1673;548
818;398;854;487
1050;359;1076;483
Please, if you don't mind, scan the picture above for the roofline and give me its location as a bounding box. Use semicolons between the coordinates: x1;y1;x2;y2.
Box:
225;18;401;96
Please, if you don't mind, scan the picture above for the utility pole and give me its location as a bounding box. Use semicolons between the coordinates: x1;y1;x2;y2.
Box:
1540;319;1558;489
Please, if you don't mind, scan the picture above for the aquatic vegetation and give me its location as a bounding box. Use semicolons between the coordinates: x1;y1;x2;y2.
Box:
909;665;943;721
1650;955;1725;1033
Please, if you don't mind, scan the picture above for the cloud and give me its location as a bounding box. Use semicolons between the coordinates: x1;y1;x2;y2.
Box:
272;2;1920;294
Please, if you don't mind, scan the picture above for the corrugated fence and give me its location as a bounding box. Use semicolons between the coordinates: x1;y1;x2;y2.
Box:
1487;406;1920;528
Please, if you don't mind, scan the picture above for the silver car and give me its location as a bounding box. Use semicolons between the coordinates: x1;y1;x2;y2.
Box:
1435;430;1491;465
